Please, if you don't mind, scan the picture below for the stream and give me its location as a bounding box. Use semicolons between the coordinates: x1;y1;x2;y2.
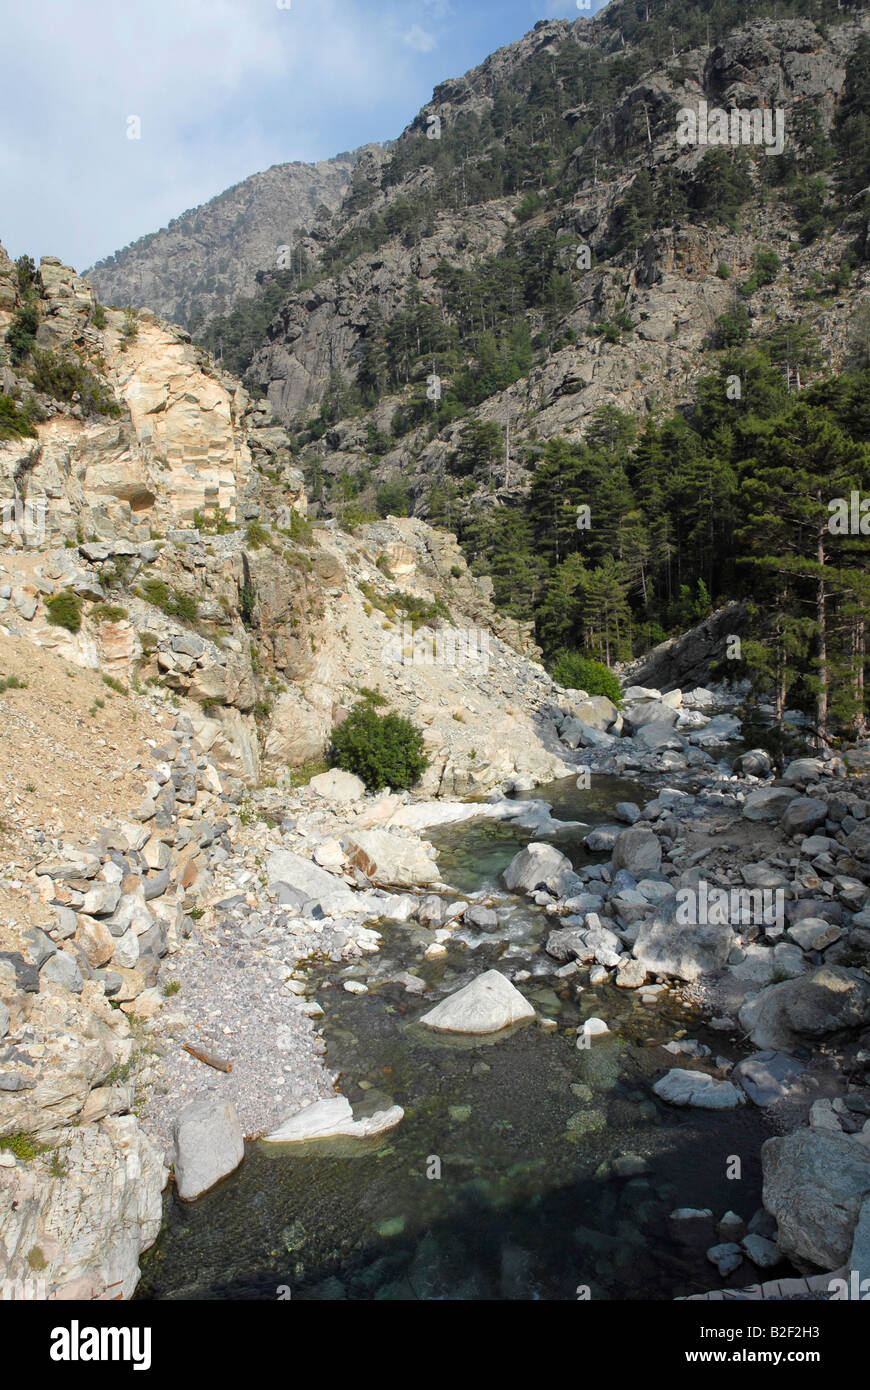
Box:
136;774;784;1301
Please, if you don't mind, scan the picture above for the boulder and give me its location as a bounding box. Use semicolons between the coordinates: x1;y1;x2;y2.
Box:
781;797;828;838
341;829;439;888
173;1095;245;1201
762;1127;870;1267
308;769;366;803
653;1068;743;1109
743;787;798;821
263;1095;404;1143
734;749;774;778
733;1050;806;1106
632;894;732;982
419;970;535;1034
503;842;574;895
612;827;661;876
782;758;825;785
738;966;870;1050
266;850;357;912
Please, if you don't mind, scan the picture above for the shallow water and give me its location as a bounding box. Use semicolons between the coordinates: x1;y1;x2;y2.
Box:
137;776;782;1301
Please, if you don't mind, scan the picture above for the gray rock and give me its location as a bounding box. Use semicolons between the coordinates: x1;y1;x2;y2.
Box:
0;1002;8;1038
707;1242;743;1276
465;905;499;930
634;723;684;752
613;801;641;825
419;970;535;1034
653;1068;744;1110
24;927;57;968
734;749;774;778
308;768;365;803
612;827;661;876
848;1194;870;1277
741;1233;781;1269
688;714;741;745
738;966;870;1050
40;950;83;993
503;842;574;895
82;883;122;917
762;1127;870;1267
173;1094;245;1201
633;893;732;982
583;825;622;852
781;797;828;837
733;1050;806;1106
743;787;798;821
782;758;825;784
787;918;841;952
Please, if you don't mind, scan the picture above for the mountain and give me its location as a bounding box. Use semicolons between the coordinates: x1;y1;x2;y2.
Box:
85;149;381;333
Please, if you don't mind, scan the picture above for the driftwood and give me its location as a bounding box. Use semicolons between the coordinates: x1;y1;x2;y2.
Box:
182;1042;233;1073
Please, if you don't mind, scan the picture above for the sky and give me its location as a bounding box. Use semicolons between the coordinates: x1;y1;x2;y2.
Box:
0;0;608;274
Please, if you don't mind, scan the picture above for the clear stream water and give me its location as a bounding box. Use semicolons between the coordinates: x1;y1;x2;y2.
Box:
137;776;783;1301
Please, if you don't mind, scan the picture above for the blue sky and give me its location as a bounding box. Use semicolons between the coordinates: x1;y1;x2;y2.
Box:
0;0;607;273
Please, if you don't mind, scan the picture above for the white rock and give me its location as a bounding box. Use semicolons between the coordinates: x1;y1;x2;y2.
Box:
419;969;535;1034
262;1095;404;1143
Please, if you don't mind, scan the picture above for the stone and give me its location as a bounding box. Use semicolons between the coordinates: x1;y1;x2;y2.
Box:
341;829;439;888
613;802;641;824
633;893;732;982
762;1127;870;1268
308;768;366;803
579;1017;609;1037
733;1051;806;1107
0;1003;8;1038
612;827;661;876
73;916;115;969
266;850;357;912
707;1242;743;1276
653;1068;744;1110
615;958;647;989
419;970;535;1034
82;883;122;918
787;918;841;952
263;1095;404;1143
583;825;622;852
503;842;574;895
738;966;870;1051
734;749;773;778
741;1234;781;1269
173;1094;245;1201
742;787;798;821
40;950;83;993
782;758;825;785
465;905;498;930
781;797;828;837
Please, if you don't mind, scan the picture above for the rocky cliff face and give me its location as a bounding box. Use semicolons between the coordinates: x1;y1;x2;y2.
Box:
85;151;376;331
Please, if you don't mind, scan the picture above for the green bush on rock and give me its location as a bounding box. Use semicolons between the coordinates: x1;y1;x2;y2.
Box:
550;652;623;706
329;701;430;791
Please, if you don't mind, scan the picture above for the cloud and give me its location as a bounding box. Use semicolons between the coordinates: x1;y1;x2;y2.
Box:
402;24;438;52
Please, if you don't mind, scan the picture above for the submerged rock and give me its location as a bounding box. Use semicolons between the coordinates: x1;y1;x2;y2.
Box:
653;1068;743;1110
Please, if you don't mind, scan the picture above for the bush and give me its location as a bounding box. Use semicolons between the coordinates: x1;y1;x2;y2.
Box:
5;304;38;364
90;602;128;623
140;578;198;622
29;350;120;417
550;652;622;706
0;394;37;441
329;701;430;791
45;589;83;632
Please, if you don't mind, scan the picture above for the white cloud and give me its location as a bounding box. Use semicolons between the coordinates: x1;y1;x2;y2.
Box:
402;24;437;52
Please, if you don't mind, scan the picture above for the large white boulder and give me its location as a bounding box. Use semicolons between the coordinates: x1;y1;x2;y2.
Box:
419;969;535;1034
173;1095;245;1201
341;828;440;888
262;1095;403;1143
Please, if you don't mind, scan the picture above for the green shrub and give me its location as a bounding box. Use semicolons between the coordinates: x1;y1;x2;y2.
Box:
92;304;107;329
245;520;271;550
29;350;120;417
5;304;38;364
0;674;27;692
90;602;128;623
45;589;83;632
0;395;37;441
140;578;197;622
550;652;623;706
329;702;430;791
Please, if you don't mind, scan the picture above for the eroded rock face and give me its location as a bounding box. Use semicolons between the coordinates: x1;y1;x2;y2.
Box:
0;1116;165;1300
762;1127;870;1268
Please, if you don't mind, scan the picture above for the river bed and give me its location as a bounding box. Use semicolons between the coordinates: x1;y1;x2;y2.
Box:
137;775;784;1301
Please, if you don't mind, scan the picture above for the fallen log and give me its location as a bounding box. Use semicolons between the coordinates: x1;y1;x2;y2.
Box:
182;1042;233;1073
